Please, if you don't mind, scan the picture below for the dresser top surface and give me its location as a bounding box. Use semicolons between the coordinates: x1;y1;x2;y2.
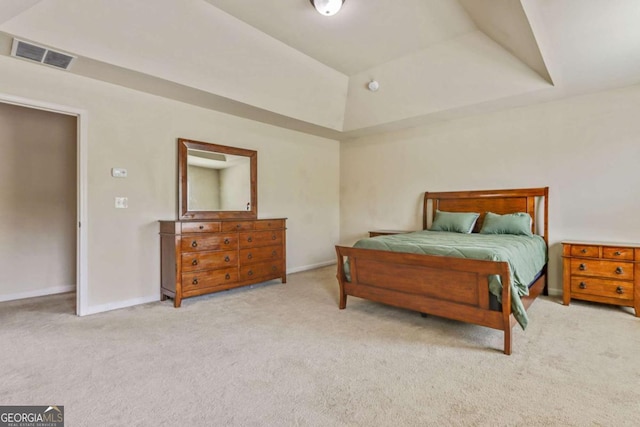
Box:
562;240;640;248
160;218;287;224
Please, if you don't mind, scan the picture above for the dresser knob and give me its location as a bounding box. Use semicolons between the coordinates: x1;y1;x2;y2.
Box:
236;224;241;229
225;273;231;280
224;238;230;245
614;251;622;256
247;237;253;243
579;263;586;271
248;253;253;259
199;225;204;230
581;249;587;254
248;270;253;276
192;278;198;285
192;259;198;266
272;234;276;240
579;282;587;289
616;286;624;294
272;250;277;257
272;265;277;271
224;256;230;262
615;267;624;275
191;241;198;248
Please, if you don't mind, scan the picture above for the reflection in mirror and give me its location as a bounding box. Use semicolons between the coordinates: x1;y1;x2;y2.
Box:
187;149;251;211
178;138;257;220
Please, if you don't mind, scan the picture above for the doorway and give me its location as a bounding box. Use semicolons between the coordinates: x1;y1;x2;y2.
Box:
0;94;87;315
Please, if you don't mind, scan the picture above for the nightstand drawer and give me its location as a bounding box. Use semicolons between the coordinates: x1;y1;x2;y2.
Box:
569;259;633;280
570;277;633;301
570;245;599;258
603;246;634;261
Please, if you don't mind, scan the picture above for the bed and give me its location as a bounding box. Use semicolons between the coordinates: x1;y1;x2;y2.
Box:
335;187;549;355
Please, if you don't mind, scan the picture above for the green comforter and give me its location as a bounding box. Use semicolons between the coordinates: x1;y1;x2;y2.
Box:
346;230;547;329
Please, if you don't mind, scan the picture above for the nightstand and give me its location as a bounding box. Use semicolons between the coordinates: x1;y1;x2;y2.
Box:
368;230;413;238
562;240;639;316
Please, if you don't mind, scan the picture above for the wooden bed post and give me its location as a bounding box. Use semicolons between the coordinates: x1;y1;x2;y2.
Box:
500;264;513;355
335;247;347;309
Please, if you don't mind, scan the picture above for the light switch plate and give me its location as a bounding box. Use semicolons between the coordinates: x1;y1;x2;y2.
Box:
111;168;127;178
115;197;128;208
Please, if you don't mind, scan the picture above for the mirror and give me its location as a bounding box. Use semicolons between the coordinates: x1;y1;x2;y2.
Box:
178;138;257;220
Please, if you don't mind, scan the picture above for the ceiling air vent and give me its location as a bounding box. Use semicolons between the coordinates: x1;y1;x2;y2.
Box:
11;38;75;70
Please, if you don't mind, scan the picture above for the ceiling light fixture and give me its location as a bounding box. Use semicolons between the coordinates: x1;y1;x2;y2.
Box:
309;0;345;16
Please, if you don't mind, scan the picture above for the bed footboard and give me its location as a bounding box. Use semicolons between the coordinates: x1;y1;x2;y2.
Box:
335;245;520;354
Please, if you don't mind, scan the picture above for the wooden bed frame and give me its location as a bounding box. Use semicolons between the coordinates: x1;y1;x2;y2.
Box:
335;187;549;355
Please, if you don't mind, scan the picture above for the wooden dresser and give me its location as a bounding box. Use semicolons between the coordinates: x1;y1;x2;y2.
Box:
562;241;639;316
160;218;286;307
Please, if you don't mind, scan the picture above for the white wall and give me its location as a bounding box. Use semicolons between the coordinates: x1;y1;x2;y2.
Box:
341;84;640;294
0;55;340;312
0;102;76;301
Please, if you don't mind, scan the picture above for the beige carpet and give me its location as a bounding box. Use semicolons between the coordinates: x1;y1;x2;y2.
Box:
1;266;639;426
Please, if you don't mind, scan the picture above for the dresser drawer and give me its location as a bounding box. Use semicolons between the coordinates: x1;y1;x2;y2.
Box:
181;234;238;252
181;250;237;272
602;246;634;261
239;230;284;248
182;267;238;293
239;261;282;281
570;245;599;258
239;245;282;265
569;259;633;280
221;221;254;232
254;219;285;230
181;222;221;233
570;277;633;301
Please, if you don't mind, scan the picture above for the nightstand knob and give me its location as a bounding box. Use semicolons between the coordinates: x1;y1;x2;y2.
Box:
616;286;624;294
615;267;624;275
614;251;622;256
579;282;587;289
579;263;586;271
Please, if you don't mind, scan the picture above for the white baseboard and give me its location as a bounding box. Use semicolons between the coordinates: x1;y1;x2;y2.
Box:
0;285;76;302
547;287;562;297
287;260;336;274
81;295;159;316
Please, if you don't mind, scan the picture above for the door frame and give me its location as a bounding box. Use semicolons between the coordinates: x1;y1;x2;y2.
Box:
0;93;88;316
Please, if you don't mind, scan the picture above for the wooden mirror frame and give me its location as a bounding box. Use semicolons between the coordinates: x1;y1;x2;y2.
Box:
178;138;257;220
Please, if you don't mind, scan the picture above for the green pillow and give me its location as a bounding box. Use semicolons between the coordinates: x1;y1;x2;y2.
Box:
480;212;533;236
430;210;480;233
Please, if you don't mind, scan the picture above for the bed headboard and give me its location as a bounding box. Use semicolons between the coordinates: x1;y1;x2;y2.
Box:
423;187;549;245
